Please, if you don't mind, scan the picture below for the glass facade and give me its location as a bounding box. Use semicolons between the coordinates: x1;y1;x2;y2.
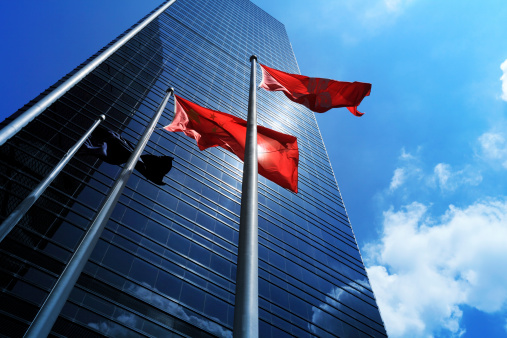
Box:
0;0;386;336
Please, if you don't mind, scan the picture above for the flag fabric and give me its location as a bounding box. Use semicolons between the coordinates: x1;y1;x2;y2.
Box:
164;95;299;193
81;128;173;185
259;63;371;116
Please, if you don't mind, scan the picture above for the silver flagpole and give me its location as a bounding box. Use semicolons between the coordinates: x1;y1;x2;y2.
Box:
24;88;174;338
0;115;105;243
0;0;176;147
233;55;259;338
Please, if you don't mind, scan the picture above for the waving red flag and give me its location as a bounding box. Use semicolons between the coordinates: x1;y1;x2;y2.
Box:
164;95;299;193
259;63;371;116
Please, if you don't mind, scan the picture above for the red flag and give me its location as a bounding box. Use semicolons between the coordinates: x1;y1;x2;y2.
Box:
259;63;371;116
164;95;299;193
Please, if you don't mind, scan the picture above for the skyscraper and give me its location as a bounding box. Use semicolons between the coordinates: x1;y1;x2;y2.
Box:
0;0;387;336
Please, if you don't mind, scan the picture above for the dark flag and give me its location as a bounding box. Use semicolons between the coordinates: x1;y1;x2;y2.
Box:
81;128;173;185
164;95;299;193
259;63;371;116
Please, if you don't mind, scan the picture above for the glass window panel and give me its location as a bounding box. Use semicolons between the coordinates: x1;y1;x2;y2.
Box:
179;283;206;312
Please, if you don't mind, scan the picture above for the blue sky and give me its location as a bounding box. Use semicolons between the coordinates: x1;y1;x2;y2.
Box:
2;1;507;336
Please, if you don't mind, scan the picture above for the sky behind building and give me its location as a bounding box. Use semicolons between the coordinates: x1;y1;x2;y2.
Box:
1;0;507;336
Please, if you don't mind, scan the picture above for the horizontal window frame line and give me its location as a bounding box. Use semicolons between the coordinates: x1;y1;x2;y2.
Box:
257;206;363;269
139;164;367;277
54;313;139;338
2;227;232;334
258;228;371;293
0;309;34;335
257;202;361;263
257;236;374;299
59;298;153;337
107;212;237;288
149;166;363;273
105;189;375;325
71;278;193;337
0;157;117;226
258;275;383;338
257;259;383;329
1;70;368;302
121;169;241;248
106;193;374;311
0;248;60;280
2;230;232;336
0;264;55;299
260;185;355;245
0;143;110;203
0;174;101;229
143;155;363;269
0;269;108;338
83;258;233;334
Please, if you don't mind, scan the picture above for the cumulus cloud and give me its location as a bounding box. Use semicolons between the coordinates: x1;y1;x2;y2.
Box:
501;59;507;101
365;199;507;337
479;131;507;168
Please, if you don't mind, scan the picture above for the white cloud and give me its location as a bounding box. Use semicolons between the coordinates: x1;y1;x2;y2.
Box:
433;163;451;187
384;0;405;11
479;131;507;168
400;147;415;160
364;0;414;20
390;168;406;191
500;59;507;101
388;148;482;194
287;0;415;43
365;199;507;337
431;163;482;191
388;148;424;192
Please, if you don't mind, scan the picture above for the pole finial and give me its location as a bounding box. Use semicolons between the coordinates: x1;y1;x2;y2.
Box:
250;55;257;62
99;115;106;121
167;87;175;93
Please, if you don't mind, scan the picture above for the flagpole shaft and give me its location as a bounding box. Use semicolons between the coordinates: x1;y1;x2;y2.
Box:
0;115;105;244
24;88;174;338
233;55;259;338
0;0;177;148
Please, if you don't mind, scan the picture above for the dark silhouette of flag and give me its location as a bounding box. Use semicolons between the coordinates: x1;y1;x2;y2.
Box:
81;128;173;185
259;63;371;116
164;95;299;193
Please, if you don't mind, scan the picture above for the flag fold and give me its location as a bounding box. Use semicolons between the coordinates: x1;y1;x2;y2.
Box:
259;63;371;116
164;95;299;193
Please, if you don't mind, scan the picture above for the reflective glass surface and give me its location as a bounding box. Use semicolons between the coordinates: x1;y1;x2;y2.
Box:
0;0;386;336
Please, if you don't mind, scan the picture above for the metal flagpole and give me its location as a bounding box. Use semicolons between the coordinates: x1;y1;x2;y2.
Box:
0;115;106;243
24;88;174;338
233;55;259;338
0;0;176;148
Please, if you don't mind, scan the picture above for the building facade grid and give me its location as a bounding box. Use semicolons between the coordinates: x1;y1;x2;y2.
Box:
0;0;386;337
